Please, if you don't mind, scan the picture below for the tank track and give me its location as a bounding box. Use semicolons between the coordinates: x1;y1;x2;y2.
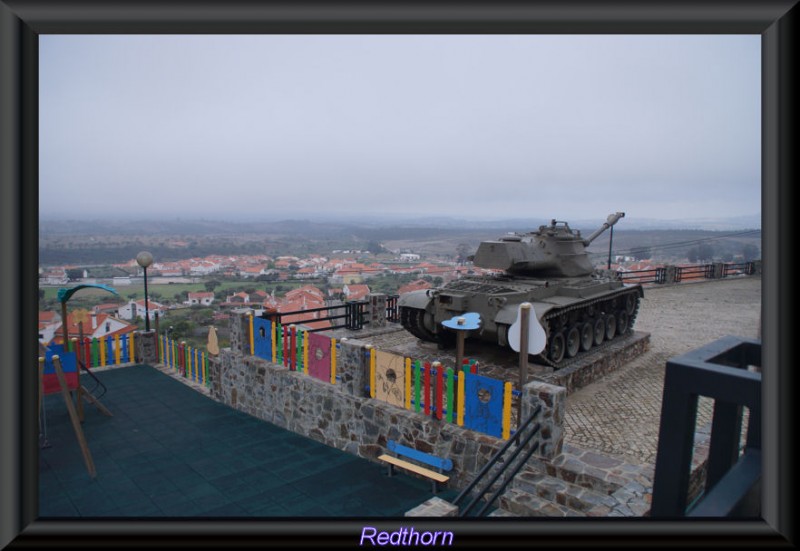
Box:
399;286;642;370
400;305;439;342
536;286;642;369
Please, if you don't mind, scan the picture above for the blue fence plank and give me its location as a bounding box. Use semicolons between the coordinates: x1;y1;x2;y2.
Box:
253;318;273;361
121;334;129;363
463;372;504;438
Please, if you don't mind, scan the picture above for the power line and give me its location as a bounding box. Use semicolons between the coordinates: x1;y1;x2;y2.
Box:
587;229;761;258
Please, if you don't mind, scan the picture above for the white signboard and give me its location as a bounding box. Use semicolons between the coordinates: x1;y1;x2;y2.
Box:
508;303;547;354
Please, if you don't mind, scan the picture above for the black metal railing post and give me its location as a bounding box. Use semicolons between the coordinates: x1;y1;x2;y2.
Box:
651;337;761;517
453;405;542;517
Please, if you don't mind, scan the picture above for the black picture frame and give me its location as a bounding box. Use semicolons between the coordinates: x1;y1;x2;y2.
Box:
1;1;795;548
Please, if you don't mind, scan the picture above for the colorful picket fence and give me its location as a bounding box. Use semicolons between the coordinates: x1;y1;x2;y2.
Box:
64;333;136;369
368;349;516;440
247;313;515;440
160;334;209;386
251;316;338;384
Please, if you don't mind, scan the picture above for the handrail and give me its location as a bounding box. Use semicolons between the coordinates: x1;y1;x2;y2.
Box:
452;404;542;516
465;424;541;517
476;439;541;517
266;300;367;331
77;359;108;400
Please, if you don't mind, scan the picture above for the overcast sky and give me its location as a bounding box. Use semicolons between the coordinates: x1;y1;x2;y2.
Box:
39;34;760;224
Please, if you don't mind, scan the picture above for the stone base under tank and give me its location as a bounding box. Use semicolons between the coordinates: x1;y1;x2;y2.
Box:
531;331;650;395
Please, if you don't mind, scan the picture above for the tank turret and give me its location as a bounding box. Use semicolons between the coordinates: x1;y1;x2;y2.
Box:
398;212;643;368
471;212;625;278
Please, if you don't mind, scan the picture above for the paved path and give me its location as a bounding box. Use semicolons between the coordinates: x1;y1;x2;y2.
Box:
564;276;761;466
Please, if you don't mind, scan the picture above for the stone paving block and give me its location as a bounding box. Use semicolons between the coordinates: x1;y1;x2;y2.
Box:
564;277;760;467
405;497;458;517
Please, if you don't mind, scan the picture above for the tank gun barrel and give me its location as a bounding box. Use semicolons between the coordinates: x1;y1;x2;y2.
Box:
582;212;625;245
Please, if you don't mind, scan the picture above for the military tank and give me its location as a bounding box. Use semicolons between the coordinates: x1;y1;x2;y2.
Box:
398;212;644;368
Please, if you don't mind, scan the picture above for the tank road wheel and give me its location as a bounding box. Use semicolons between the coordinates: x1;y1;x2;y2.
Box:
625;293;637;316
401;307;438;343
605;314;617;341
497;324;510;348
565;326;581;358
549;332;566;364
593;318;605;346
617;310;629;335
580;322;594;352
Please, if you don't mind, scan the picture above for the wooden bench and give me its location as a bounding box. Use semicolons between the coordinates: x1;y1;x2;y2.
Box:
378;440;453;494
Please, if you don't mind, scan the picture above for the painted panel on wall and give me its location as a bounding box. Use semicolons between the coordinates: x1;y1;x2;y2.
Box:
463;371;504;438
375;350;406;407
42;344;79;394
253;318;272;361
307;332;332;382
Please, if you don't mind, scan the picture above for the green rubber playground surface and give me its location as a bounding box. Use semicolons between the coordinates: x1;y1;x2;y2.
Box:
38;364;456;517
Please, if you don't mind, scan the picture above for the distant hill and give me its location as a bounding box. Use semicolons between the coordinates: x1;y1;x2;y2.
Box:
40;212;760;236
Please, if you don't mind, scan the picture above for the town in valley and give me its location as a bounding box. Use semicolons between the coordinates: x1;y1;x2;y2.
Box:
38;216;761;351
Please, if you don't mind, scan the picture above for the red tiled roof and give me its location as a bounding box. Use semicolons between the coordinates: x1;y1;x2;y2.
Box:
50;312;136;344
39;311;59;323
344;284;370;300
398;279;432;295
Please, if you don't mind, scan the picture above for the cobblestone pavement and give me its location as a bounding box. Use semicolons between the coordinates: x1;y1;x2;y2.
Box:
564;276;761;466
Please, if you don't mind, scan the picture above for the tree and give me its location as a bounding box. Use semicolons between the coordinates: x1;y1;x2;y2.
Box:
742;243;759;262
66;268;84;281
688;243;714;263
455;243;471;264
204;279;221;293
698;243;714;262
366;241;384;255
630;246;652;261
169;319;196;341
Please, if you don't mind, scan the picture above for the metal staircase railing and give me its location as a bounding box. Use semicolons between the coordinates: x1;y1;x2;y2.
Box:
453;404;543;517
77;359;108;401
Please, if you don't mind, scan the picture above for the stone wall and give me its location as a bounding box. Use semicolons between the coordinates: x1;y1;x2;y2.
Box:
520;380;566;459
535;332;650;395
207;313;569;489
134;330;159;364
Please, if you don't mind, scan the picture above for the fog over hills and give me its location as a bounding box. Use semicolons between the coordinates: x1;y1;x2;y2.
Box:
39;213;761;237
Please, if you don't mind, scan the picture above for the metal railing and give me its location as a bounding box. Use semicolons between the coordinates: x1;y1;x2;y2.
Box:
722;262;756;277
650;336;761;517
618;266;667;284
386;295;400;323
674;263;715;282
265;300;367;332
262;295;401;332
618;261;758;286
453;405;543;517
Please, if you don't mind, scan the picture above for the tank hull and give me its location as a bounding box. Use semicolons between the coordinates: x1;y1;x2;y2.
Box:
398;273;644;368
